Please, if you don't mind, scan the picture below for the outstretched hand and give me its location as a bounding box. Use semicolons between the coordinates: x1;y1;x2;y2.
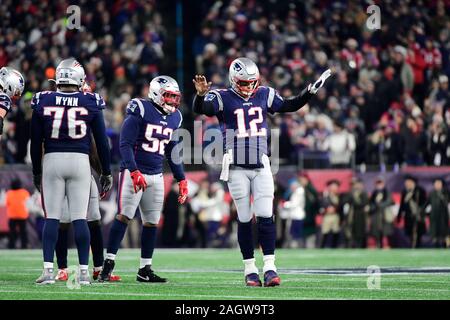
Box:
308;68;332;94
192;75;212;96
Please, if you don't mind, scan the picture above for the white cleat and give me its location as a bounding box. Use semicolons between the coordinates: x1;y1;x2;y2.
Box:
36;268;55;285
79;269;91;285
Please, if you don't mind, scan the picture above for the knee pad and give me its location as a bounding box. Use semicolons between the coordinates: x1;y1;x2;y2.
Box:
141;211;161;225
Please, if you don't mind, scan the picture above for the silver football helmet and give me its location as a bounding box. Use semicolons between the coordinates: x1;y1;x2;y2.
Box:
0;67;25;98
148;75;181;114
229;57;260;98
54;58;86;88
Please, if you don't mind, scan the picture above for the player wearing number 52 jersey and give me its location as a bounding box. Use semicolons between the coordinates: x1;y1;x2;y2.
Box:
99;75;188;283
31;58;112;285
193;57;332;287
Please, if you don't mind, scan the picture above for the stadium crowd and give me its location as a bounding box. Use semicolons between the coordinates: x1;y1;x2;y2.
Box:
0;0;449;169
0;0;449;250
4;172;448;249
193;0;450;169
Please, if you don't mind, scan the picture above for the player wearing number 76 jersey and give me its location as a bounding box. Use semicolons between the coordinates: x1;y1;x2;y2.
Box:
99;75;188;283
193;57;332;287
31;58;112;285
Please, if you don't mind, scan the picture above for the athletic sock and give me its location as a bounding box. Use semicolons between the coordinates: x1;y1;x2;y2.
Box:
141;225;157;261
262;254;277;273
72;219;90;266
55;224;69;269
237;220;254;260
140;258;152;268
42;218;60;264
243;258;258;276
107;218;128;256
88;220;104;268
257;217;276;255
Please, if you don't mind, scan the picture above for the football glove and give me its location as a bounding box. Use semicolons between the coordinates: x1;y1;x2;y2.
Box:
308;68;332;94
178;180;188;204
33;174;42;192
99;174;113;199
130;170;147;193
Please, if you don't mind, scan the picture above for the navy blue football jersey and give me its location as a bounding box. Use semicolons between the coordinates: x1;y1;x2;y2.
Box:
204;86;284;168
119;98;184;180
0;93;12;114
31;91;106;154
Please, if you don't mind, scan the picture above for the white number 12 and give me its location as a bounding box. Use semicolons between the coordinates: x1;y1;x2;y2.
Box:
234;107;266;138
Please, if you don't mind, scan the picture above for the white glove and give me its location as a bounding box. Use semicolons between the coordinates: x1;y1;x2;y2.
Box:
308;68;332;94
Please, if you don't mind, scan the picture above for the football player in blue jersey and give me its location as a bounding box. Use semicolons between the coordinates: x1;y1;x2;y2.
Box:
52;82;121;283
192;57;331;287
0;67;25;135
99;75;188;283
31;58;113;285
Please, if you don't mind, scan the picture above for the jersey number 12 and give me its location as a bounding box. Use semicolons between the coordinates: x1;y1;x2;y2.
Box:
234;107;266;138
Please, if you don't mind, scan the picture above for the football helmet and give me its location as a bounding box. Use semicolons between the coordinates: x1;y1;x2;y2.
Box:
229;57;260;98
0;67;25;98
148;75;181;114
54;58;86;88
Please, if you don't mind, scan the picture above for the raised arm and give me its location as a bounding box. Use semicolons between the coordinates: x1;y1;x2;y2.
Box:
272;69;333;114
192;75;217;116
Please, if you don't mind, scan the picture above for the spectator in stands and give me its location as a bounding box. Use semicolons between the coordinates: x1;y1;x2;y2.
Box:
369;177;395;248
282;180;306;248
298;173;320;248
5;179;30;249
322;121;356;168
397;176;427;248
425;178;449;248
320;180;342;248
160;180;182;248
345;178;370;248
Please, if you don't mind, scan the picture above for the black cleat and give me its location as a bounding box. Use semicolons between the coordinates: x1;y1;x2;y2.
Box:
136;265;167;283
98;259;115;282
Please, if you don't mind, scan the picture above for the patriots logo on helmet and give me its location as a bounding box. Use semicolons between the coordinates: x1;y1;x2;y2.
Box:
157;77;168;84
233;63;242;72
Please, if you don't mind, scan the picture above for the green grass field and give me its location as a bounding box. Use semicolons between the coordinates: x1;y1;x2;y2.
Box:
0;249;449;300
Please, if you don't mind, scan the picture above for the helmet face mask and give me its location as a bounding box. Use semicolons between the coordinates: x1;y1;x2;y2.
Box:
149;76;181;114
229;57;260;98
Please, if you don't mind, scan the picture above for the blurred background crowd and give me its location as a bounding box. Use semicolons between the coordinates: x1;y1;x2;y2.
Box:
2;173;449;249
0;0;449;249
0;0;449;169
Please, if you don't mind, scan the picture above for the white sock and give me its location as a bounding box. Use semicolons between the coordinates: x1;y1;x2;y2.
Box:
140;258;152;268
79;265;88;271
44;262;53;269
93;266;102;272
263;255;277;273
106;253;116;261
243;258;258;276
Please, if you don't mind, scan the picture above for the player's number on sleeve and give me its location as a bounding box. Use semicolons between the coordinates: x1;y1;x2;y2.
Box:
142;124;173;155
234;107;266;138
44;107;88;139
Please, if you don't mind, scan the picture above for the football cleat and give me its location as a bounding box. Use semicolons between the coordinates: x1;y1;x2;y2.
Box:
263;270;281;287
35;268;55;285
245;273;262;287
55;268;68;281
93;268;121;282
79;269;91;285
136;265;167;283
97;259;116;282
